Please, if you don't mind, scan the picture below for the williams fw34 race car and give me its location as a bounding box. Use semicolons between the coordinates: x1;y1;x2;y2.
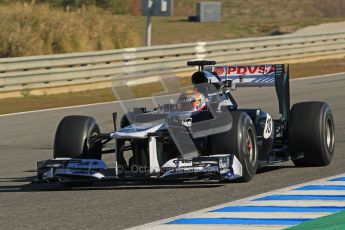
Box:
35;60;335;184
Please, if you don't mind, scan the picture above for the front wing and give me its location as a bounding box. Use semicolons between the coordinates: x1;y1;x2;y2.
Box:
35;154;242;183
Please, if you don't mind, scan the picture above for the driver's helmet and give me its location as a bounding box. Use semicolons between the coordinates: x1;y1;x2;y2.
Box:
177;90;206;112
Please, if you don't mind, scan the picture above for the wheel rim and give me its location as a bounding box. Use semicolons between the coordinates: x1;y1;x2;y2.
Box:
325;116;335;151
245;128;256;166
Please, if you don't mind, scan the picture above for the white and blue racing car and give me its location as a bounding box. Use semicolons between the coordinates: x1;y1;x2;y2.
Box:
35;61;335;184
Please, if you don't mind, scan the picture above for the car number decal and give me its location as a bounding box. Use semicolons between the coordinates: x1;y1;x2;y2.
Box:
263;113;273;139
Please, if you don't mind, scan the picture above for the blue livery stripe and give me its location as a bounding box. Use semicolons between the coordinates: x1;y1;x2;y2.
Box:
254;195;345;201
329;177;345;182
210;206;345;213
295;185;345;190
166;218;311;225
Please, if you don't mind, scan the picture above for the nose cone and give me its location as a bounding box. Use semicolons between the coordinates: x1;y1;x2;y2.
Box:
111;123;164;139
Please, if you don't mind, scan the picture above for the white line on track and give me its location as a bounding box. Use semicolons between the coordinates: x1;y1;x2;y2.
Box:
198;212;328;218
1;71;344;118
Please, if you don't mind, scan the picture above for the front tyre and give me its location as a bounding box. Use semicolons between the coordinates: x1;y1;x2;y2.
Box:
53;115;102;159
289;102;335;167
209;111;258;182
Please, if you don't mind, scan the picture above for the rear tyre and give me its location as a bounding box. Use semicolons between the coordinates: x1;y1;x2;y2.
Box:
53;115;102;159
289;102;335;167
209;111;258;182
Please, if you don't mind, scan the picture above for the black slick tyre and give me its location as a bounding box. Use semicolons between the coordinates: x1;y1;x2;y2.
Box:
53;115;102;159
289;102;335;167
209;111;258;182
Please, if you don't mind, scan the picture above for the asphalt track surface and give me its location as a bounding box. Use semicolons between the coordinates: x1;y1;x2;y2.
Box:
1;73;345;229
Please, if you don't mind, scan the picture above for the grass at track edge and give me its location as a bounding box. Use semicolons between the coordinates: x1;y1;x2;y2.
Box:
286;210;345;230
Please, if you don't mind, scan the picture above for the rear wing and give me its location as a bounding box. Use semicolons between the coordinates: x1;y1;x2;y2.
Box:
205;64;285;88
206;64;290;122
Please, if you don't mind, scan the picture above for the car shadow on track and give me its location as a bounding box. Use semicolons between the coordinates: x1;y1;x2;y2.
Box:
0;177;224;193
0;176;36;183
257;165;296;174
